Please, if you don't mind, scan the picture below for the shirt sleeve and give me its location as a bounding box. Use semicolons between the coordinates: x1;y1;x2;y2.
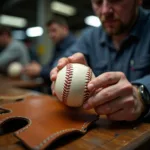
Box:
132;75;150;122
0;43;21;68
64;28;93;58
40;65;50;82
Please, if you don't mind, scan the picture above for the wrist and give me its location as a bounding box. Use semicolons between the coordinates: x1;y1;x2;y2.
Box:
133;86;146;115
133;86;146;114
133;84;150;120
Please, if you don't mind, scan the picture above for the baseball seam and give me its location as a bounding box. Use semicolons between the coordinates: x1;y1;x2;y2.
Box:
83;68;92;103
62;64;73;104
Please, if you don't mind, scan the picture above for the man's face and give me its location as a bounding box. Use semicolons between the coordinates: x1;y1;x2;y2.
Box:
91;0;141;35
47;23;66;44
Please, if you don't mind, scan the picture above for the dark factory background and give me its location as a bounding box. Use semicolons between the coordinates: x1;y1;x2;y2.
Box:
0;0;150;63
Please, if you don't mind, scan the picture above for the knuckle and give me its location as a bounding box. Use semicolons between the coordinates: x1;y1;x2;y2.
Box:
103;91;111;99
95;104;111;115
88;95;100;109
77;53;86;62
104;72;113;82
121;83;133;93
58;58;63;63
50;68;55;75
125;109;137;121
118;72;126;79
76;52;84;58
58;57;68;63
125;97;135;107
103;104;112;114
88;98;95;108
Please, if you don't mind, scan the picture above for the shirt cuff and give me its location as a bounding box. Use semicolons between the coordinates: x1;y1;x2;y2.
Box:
132;75;150;122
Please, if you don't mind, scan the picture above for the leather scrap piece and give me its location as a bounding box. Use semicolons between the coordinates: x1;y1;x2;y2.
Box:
0;95;98;149
0;87;29;105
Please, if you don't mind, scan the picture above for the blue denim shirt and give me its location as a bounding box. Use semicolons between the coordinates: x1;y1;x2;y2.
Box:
65;7;150;121
40;33;76;82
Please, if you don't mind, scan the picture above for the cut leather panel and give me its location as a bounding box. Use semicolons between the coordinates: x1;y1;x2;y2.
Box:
0;95;98;149
0;87;29;101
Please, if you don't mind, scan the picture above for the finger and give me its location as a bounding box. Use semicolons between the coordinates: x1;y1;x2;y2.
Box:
106;109;125;121
51;82;56;96
50;67;59;81
68;53;87;65
107;107;136;121
88;72;123;91
106;108;134;121
84;84;121;109
57;57;70;69
94;97;125;115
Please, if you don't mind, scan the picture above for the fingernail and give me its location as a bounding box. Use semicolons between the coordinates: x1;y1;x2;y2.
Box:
83;103;90;109
68;56;74;60
58;62;62;67
88;83;94;91
51;74;56;80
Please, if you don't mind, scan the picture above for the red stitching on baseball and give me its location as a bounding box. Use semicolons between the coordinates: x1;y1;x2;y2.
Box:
62;64;73;104
83;68;92;103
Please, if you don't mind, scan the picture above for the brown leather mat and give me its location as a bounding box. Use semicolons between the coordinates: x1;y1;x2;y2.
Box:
0;95;98;149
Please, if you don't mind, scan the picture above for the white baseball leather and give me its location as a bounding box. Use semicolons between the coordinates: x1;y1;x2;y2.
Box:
7;62;23;77
54;63;95;107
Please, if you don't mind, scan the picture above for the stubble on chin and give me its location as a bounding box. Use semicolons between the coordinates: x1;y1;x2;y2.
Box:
100;15;125;36
101;20;128;36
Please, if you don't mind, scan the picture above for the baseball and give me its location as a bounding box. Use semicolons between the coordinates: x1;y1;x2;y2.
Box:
7;62;23;78
54;63;95;107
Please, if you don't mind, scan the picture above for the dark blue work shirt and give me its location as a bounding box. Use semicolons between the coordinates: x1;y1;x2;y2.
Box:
40;33;76;82
65;7;150;121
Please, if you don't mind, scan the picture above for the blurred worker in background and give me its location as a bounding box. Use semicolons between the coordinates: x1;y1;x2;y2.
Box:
24;38;39;63
23;17;76;93
0;25;30;74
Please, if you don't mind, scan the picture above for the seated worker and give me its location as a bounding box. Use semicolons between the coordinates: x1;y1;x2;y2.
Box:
0;26;30;73
50;0;150;122
24;38;39;62
23;17;76;93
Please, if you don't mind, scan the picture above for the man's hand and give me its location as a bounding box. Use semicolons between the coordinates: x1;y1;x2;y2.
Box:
22;61;41;78
50;53;87;95
83;72;145;121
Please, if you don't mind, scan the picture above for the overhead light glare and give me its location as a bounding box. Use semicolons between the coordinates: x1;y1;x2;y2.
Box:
50;1;76;16
84;16;101;27
0;15;27;28
26;27;43;37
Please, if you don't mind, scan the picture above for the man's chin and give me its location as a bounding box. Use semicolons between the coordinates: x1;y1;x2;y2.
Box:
104;27;123;36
